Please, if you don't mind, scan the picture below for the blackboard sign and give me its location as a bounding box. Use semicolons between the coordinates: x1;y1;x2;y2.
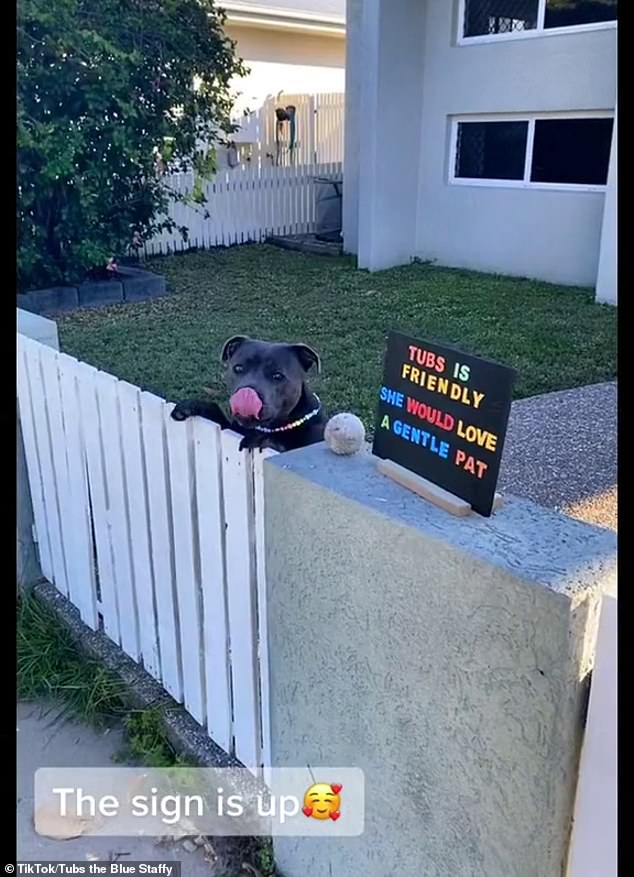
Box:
372;331;516;517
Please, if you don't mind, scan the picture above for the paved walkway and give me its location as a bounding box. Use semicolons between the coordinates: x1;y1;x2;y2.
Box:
17;702;224;873
499;382;617;530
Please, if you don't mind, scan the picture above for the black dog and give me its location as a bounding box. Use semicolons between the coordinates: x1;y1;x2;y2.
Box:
171;335;326;452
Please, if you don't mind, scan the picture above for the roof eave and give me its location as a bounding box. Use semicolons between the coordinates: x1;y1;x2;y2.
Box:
220;3;345;37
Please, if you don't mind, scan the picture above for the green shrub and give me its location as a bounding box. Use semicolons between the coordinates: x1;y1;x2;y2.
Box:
17;0;246;291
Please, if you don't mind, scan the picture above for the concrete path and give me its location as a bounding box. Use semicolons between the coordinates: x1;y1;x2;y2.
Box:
499;382;616;530
17;702;226;873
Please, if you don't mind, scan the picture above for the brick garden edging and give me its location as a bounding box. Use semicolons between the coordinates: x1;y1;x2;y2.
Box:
18;265;167;314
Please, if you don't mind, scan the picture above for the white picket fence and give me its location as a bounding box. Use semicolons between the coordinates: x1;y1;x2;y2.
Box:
146;92;345;255
17;332;274;774
147;160;343;256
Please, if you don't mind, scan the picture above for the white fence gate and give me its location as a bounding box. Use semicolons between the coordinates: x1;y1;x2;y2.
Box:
17;332;274;775
147;160;343;256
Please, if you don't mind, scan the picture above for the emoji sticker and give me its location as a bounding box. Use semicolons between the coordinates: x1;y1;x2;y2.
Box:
302;783;342;821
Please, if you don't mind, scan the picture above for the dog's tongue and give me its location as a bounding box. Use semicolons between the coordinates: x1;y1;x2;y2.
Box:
229;387;263;420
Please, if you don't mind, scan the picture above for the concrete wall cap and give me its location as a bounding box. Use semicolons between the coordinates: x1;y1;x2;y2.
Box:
266;442;616;599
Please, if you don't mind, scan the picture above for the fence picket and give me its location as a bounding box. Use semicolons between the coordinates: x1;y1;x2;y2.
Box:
76;365;119;641
192;418;232;751
118;381;161;679
96;371;140;659
27;343;68;595
140;391;183;701
17;338;54;582
164;407;206;725
221;432;260;771
253;448;275;781
39;345;77;600
262;160;272;236
57;354;99;629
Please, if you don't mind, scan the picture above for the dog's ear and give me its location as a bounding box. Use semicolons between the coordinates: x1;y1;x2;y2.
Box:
220;335;250;363
289;343;321;374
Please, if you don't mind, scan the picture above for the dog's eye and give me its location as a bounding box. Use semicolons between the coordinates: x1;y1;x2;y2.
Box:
272;372;285;382
233;364;245;374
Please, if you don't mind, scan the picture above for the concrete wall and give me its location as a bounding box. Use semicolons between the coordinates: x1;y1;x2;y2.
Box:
17;309;59;590
413;2;617;286
226;24;345;118
264;444;617;877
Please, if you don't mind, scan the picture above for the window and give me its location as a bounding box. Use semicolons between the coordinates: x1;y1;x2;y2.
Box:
451;115;613;189
461;0;617;40
544;0;618;29
531;118;613;184
455;121;528;180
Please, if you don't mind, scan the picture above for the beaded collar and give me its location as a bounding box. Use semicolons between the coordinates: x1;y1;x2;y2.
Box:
253;395;321;434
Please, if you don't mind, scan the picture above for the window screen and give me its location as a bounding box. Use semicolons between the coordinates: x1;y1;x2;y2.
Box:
463;0;538;36
455;121;529;180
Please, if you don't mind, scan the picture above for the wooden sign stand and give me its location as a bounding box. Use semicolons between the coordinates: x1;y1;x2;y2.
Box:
376;458;504;518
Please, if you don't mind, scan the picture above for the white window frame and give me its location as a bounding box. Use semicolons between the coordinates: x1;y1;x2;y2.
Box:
457;0;617;45
448;111;613;192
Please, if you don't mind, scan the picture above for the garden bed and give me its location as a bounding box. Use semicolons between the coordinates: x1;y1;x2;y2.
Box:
18;265;167;315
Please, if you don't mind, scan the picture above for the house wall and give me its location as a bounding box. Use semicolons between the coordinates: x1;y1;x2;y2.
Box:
414;1;617;286
595;111;617;304
225;24;345;118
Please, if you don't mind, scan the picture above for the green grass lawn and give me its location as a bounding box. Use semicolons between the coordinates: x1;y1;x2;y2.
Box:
57;244;616;429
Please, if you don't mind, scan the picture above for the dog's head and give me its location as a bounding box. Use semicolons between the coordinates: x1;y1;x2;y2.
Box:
221;335;320;427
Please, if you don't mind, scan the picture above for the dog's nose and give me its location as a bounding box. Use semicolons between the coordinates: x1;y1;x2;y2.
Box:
229;387;263;420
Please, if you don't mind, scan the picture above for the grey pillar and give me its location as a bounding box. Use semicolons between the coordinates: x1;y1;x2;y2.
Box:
341;0;363;255
355;0;426;271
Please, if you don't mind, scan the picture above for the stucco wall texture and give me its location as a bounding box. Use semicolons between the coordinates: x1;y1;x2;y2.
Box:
264;444;616;877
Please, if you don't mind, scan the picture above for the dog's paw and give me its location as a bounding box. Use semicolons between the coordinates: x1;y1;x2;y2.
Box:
171;401;195;421
204;402;226;423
